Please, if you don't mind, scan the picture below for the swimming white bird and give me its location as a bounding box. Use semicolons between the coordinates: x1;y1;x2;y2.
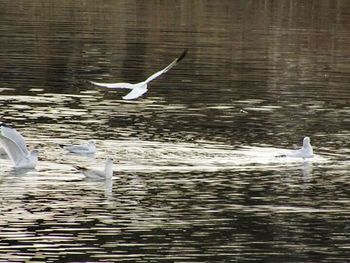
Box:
59;140;96;154
276;137;314;159
0;123;38;169
89;49;188;100
74;157;114;180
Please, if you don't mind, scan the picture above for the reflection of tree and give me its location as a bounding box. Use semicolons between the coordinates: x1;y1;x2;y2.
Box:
121;2;148;84
0;1;348;141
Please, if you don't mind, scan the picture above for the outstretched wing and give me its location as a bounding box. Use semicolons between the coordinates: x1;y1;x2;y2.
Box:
0;131;28;165
122;86;148;100
89;81;135;90
144;49;188;84
0;125;29;155
0;146;6;155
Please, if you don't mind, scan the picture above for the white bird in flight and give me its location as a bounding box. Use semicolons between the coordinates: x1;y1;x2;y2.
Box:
277;137;314;159
0;123;38;169
89;49;188;100
59;140;96;154
74;156;114;180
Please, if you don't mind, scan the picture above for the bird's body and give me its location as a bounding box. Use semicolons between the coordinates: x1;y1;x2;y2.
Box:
74;157;113;180
90;49;187;100
277;137;314;159
60;140;96;154
0;123;38;169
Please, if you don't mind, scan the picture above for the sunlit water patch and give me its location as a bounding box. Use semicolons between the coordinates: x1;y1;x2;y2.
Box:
0;140;348;263
0;139;335;175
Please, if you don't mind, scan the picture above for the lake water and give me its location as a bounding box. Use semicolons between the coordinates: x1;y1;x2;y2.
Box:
0;1;349;262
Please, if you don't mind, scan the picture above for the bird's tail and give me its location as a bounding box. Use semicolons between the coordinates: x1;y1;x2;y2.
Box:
275;154;287;158
73;165;84;171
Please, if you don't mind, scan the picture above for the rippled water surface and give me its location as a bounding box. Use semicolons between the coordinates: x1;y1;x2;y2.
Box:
0;1;350;262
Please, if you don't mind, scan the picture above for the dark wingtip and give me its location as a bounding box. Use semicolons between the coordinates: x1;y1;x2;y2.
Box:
275;154;287;158
176;49;188;63
0;122;12;128
73;165;86;171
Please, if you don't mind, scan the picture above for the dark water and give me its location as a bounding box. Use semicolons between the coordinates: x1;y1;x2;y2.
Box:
0;1;349;262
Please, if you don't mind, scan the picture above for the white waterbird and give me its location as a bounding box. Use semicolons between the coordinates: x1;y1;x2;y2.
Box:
0;123;38;169
74;157;114;180
89;49;188;100
59;140;96;154
276;137;314;159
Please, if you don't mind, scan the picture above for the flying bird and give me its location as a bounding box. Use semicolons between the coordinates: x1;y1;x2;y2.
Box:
89;49;188;100
59;140;96;154
74;156;114;180
0;123;38;169
276;137;314;159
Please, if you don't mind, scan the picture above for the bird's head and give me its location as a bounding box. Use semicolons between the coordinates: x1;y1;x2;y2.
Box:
303;137;311;147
